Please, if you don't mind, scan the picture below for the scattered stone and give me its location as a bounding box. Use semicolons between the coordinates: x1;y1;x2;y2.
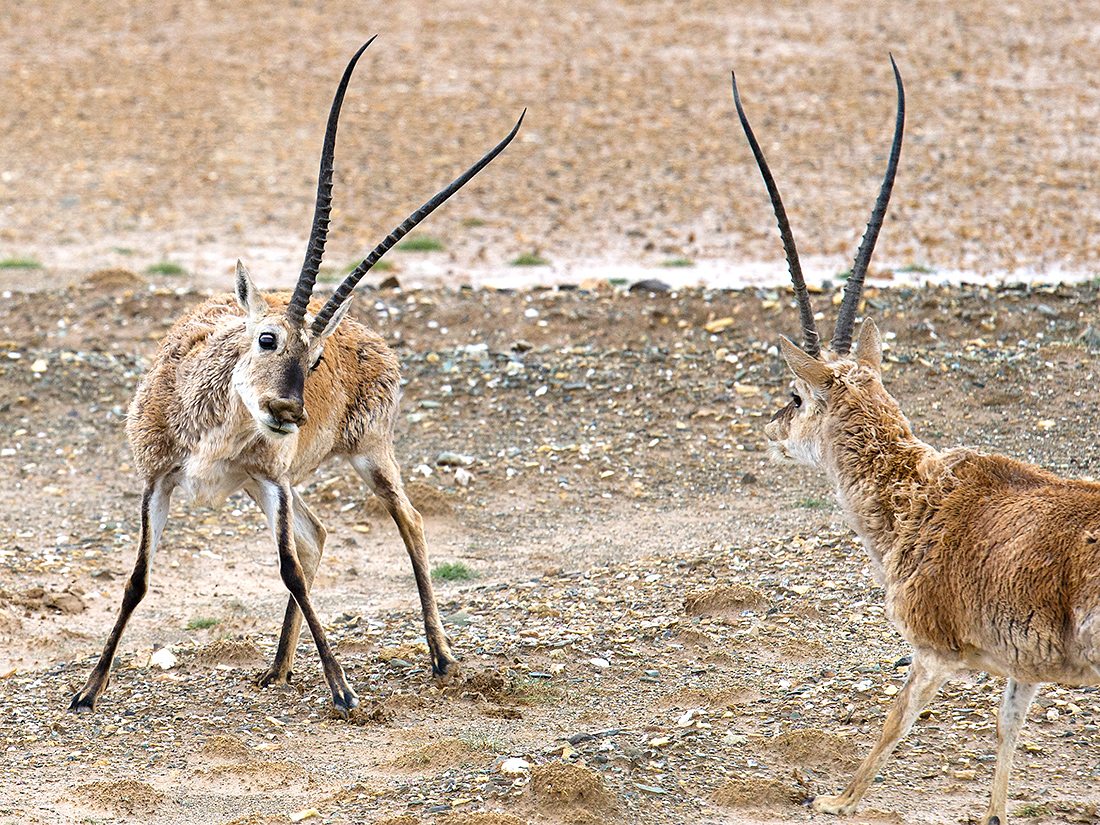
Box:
628;279;671;294
437;451;476;467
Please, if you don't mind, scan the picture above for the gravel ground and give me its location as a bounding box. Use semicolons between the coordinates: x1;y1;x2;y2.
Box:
2;274;1100;824
3;1;1100;824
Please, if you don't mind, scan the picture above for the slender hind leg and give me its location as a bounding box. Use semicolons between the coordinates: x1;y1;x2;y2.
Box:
252;478;356;713
249;485;327;687
70;474;175;712
349;450;457;676
982;679;1040;825
814;649;960;814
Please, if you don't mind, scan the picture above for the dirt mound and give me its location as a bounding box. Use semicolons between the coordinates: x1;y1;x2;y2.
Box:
198;734;255;764
658;685;761;710
710;777;804;809
71;779;163;816
529;762;611;810
778;637;830;661
759;729;860;770
191;638;266;668
391;738;485;771
683;584;766;616
442;813;529;825
84;267;143;289
3;585;85;614
190;761;302;792
365;481;454;518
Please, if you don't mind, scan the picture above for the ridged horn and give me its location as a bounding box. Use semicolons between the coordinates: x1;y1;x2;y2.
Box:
732;71;821;358
285;37;377;329
309;109;526;337
831;55;905;356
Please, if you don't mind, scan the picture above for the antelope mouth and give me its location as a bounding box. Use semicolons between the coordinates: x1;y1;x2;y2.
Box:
260;419;299;438
766;440;792;463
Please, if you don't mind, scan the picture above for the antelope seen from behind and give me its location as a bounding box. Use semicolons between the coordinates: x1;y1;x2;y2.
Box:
735;59;1100;824
70;39;523;716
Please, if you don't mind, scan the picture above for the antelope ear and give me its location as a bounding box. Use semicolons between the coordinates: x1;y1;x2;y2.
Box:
778;335;832;391
234;260;269;323
856;318;883;373
310;299;351;341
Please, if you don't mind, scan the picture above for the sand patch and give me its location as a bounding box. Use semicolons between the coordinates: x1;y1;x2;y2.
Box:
71;779;163;816
710;777;804;809
529;762;611;810
683;584;767;616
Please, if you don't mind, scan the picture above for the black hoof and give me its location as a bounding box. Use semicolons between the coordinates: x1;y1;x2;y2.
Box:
69;692;96;713
432;653;459;677
255;668;292;688
332;687;359;717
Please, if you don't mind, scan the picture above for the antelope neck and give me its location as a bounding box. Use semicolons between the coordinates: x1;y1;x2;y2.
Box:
823;375;936;571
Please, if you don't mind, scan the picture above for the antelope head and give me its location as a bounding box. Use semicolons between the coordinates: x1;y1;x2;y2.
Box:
230;38;523;439
731;58;905;466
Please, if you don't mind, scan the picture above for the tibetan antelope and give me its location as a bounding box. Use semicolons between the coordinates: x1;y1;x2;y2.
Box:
69;39;523;716
735;59;1100;824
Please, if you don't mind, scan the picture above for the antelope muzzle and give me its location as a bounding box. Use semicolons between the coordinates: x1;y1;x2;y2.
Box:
264;396;307;434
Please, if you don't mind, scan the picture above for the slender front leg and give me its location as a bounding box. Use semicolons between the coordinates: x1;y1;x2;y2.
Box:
70;475;175;712
814;649;959;814
349;451;457;676
982;679;1040;825
253;478;356;714
247;485;327;687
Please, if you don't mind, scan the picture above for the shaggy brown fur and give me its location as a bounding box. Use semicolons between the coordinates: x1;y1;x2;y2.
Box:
71;265;454;716
767;320;1100;824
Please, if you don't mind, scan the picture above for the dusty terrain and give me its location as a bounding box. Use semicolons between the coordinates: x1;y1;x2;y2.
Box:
3;1;1100;824
3;274;1100;825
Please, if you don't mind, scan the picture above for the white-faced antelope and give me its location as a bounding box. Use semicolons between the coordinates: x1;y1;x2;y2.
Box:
735;60;1100;824
69;39;523;716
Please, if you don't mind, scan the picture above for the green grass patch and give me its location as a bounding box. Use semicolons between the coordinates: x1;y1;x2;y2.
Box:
146;261;186;276
1012;804;1050;818
508;676;562;706
510;253;550;267
897;262;934;274
186;617;222;630
835;269;851;281
0;258;41;269
661;258;695;268
431;561;479;582
111;247;134;256
398;234;445;252
461;217;487;228
796;498;831;509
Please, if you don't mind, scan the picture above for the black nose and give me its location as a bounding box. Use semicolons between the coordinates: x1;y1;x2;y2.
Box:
267;398;307;426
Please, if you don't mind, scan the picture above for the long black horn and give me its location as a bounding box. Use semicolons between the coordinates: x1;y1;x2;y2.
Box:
832;55;905;355
286;37;376;329
310;110;526;336
732;71;821;358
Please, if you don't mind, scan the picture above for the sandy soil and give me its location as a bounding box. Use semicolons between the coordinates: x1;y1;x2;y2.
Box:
2;2;1100;824
3;0;1100;288
2;273;1100;825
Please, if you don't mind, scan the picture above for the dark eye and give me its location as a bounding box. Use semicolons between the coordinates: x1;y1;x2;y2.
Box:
309;352;324;373
258;332;278;351
791;392;802;408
